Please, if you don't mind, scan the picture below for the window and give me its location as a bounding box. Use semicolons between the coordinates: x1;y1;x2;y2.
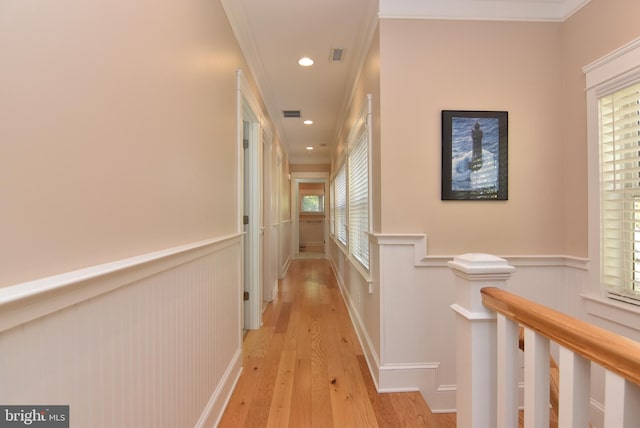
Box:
585;37;640;306
329;179;335;236
599;81;640;304
331;93;372;271
301;194;324;213
348;111;371;270
335;164;347;245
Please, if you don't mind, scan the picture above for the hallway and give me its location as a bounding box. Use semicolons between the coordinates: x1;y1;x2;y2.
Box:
219;258;456;427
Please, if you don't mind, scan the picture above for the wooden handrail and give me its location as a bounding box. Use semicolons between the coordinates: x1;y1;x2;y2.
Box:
481;287;640;387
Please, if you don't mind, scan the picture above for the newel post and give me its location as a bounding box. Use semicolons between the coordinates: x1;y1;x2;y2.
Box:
449;253;515;428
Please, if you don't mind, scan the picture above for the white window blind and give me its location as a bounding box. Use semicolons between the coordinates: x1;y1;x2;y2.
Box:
349;130;369;269
335;165;347;245
330;179;335;236
600;81;640;303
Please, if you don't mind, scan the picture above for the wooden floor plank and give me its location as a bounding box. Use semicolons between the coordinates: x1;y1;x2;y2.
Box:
289;276;313;427
324;299;358;428
273;301;292;334
357;355;403;428
219;258;457;427
389;393;432;427
265;349;296;428
289;357;312;426
310;305;333;428
217;356;263;428
242;327;274;360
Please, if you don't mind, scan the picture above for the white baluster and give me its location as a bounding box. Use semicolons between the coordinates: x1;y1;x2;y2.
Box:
604;370;640;428
558;346;590;428
497;314;519;428
524;328;549;428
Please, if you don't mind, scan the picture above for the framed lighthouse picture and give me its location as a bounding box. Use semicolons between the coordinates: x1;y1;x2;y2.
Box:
441;110;508;200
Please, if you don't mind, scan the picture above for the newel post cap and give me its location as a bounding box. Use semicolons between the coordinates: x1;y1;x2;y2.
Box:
448;253;515;278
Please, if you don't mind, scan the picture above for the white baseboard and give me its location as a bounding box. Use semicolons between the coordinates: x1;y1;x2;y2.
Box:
196;347;243;428
279;255;292;279
328;257;382;390
378;362;455;411
269;279;278;301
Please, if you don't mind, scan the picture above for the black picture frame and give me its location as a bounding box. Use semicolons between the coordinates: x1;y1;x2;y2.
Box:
441;110;508;200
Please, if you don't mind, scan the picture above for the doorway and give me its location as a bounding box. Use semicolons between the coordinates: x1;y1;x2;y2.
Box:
298;182;325;254
291;172;330;259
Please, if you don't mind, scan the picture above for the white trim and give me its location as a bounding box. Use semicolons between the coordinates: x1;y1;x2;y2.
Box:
237;69;265;330
291;172;330;260
451;304;497;321
377;361;445;399
378;0;591;23
583;295;640;332
583;38;640;91
380;362;440;371
372;233;589;269
195;348;243;428
0;234;240;305
328;257;381;390
584;37;640;324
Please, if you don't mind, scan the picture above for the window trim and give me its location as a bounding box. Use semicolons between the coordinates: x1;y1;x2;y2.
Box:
585;36;640;322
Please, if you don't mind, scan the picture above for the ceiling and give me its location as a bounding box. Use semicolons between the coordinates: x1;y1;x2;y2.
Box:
221;0;590;165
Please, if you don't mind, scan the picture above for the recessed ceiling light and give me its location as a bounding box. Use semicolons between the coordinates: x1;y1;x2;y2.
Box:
306;146;314;151
298;57;314;67
303;120;313;125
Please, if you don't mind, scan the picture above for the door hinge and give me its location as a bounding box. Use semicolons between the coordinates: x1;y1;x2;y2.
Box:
243;139;249;149
243;215;249;225
243;291;250;301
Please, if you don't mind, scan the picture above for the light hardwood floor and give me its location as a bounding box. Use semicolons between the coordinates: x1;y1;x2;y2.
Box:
218;258;456;427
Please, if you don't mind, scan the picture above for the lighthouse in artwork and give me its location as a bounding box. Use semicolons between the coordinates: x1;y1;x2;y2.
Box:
452;119;498;191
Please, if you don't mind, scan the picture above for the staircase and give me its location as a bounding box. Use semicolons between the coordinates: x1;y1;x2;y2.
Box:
450;253;640;428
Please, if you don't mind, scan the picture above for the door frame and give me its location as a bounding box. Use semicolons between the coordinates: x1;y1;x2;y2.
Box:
237;70;263;330
291;172;330;258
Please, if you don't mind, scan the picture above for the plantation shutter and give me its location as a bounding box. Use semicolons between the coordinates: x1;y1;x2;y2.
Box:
600;81;640;303
349;131;369;269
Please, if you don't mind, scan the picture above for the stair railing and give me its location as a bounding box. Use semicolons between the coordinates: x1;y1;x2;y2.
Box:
449;253;640;428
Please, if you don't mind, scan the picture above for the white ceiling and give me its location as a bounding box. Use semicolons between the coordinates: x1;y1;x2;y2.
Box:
221;0;590;165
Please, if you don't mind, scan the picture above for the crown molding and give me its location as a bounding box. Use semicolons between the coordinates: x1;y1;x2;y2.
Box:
379;0;591;22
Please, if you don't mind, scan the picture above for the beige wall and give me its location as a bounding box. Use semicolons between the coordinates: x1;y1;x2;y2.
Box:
560;0;640;256
333;27;381;232
328;25;382;369
377;0;640;257
0;0;259;286
379;19;566;255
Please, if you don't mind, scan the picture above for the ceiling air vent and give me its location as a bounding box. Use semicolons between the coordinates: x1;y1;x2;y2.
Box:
330;48;345;63
283;110;301;118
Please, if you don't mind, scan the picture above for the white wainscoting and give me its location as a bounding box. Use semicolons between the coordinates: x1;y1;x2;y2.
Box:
278;220;292;278
371;234;588;413
0;234;243;428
